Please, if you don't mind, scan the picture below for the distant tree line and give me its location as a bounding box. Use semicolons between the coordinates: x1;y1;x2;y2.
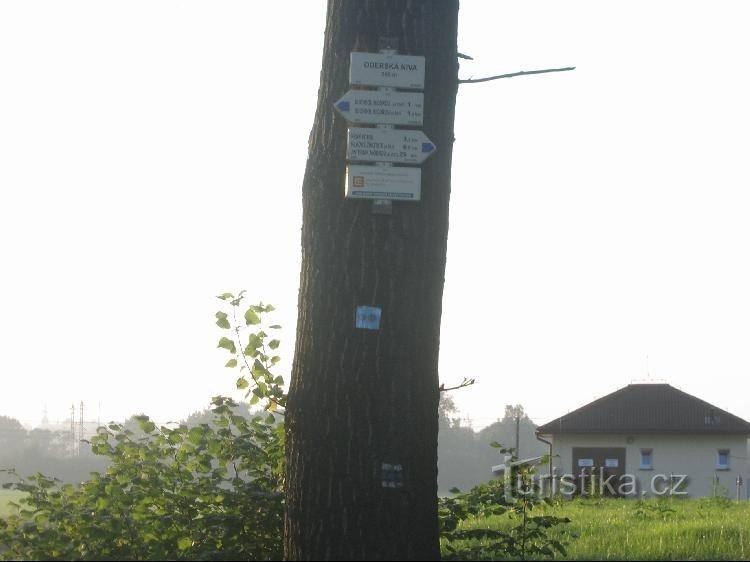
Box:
438;398;547;493
0;403;258;486
3;398;539;495
0;415;108;485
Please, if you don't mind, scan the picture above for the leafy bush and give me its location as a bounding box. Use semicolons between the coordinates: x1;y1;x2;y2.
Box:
440;447;572;561
0;295;284;561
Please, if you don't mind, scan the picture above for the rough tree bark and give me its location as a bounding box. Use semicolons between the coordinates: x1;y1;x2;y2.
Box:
285;1;459;560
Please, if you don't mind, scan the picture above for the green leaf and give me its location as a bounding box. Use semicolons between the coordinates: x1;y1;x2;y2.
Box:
177;537;193;551
236;377;249;390
167;431;184;444
269;324;282;329
136;416;156;433
225;358;238;368
215;312;230;329
252;358;268;376
188;427;205;445
217;337;236;354
197;455;212;473
216;292;234;301
244;308;261;325
245;333;263;357
269;339;280;350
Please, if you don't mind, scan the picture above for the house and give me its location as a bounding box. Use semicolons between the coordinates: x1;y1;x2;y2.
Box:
535;383;750;498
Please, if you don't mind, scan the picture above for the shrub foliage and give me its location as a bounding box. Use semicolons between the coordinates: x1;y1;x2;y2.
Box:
0;295;285;561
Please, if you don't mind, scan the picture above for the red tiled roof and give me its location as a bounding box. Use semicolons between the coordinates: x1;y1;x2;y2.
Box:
536;384;750;435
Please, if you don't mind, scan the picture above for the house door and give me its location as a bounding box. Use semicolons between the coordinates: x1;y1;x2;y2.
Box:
571;447;626;497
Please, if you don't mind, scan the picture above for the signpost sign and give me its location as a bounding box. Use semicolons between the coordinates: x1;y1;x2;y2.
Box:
347;128;436;164
334;90;423;126
350;52;425;89
346;165;421;201
334;49;433;204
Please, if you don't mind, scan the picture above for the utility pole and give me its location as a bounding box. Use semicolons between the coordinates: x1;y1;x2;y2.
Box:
506;404;524;459
78;400;84;454
69;403;76;456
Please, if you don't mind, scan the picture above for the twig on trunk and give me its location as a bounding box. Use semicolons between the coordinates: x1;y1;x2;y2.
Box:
439;377;476;393
459;66;575;85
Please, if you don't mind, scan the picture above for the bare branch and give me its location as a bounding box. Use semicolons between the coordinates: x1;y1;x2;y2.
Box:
458;66;575;85
439;377;476;393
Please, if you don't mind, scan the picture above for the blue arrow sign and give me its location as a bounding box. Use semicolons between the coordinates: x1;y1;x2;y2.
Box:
346;128;437;164
333;90;424;126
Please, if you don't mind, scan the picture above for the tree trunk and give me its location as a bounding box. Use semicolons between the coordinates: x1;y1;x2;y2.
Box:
285;1;459;560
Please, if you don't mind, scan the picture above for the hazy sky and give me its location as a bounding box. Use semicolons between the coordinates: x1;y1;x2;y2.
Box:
1;1;749;430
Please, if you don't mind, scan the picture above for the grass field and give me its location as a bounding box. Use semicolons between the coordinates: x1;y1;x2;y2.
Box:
446;496;750;560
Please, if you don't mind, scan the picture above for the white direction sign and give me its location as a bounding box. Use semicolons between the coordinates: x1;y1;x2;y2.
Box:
346;165;421;201
334;90;423;126
347;128;436;164
350;52;425;89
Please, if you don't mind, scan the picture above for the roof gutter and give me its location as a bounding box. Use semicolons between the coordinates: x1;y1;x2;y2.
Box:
536;431;553;498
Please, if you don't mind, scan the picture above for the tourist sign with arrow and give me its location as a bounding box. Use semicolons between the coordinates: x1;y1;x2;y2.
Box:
334;90;423;126
347;128;436;164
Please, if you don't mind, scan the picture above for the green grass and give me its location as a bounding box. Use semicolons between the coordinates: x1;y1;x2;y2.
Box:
445;497;750;560
0;490;26;519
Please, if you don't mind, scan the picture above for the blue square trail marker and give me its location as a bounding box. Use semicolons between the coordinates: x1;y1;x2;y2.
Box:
381;462;404;489
355;306;382;330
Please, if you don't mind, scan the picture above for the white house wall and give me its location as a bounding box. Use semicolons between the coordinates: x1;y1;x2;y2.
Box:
544;433;749;498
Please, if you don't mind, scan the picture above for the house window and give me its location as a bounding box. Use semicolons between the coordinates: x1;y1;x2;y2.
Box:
639;449;653;470
716;449;730;470
705;410;721;425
